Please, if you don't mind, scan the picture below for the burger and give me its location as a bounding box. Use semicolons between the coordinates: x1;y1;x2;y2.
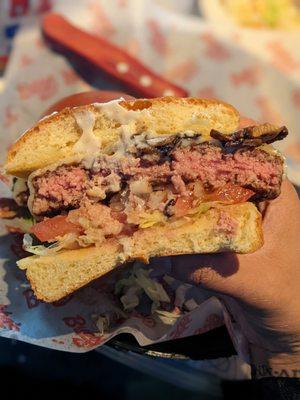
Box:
2;97;287;302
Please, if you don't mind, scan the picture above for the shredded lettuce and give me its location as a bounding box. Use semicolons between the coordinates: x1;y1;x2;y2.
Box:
114;275;136;295
138;210;167;229
23;233;77;256
115;265;170;312
23;234;60;255
151;299;160;314
95;315;110;335
175;285;188;308
134;268;170;303
101;263;204;330
120;285;143;311
127;200;218;232
154;309;181;325
186;202;215;218
11;177;27;199
5;216;34;233
140;202;217;229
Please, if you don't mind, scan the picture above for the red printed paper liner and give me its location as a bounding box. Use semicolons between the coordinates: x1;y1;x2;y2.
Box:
0;223;226;353
0;0;300;360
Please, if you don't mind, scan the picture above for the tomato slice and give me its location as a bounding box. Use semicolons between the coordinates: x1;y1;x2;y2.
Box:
205;184;255;204
30;215;82;242
173;195;194;218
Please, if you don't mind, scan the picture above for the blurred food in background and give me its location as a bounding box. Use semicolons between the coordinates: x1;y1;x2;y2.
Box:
222;0;300;29
2;0;300;180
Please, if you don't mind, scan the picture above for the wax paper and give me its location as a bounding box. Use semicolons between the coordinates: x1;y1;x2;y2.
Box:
0;0;298;363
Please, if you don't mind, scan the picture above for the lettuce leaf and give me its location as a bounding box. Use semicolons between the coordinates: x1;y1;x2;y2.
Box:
23;233;77;256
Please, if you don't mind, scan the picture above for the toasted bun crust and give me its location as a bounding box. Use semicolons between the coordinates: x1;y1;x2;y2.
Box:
5;97;240;178
18;203;263;302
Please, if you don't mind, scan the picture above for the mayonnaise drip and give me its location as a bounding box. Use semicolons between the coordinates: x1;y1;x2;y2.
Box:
73;110;99;154
94;98;154;155
71;98;252;162
94;98;150;125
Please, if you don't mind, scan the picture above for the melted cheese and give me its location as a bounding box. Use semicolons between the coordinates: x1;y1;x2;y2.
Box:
73;110;99;154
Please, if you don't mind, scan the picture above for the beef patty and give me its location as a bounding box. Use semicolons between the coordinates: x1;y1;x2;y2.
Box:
29;140;284;217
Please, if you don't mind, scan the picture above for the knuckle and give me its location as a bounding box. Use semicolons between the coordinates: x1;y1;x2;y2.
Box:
190;266;218;287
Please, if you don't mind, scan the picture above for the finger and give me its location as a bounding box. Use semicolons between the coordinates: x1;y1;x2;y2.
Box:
262;179;300;239
171;253;245;297
255;180;299;233
171;250;273;302
42;90;135;116
171;180;300;298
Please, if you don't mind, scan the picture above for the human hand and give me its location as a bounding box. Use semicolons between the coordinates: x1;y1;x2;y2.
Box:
171;178;300;378
45;95;300;377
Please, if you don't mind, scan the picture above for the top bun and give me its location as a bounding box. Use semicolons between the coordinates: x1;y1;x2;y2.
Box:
5;97;240;178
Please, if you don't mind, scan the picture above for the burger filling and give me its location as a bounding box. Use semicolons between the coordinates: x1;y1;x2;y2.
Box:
5;124;287;255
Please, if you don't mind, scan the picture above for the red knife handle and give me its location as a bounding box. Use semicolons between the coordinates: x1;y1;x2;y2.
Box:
42;13;188;98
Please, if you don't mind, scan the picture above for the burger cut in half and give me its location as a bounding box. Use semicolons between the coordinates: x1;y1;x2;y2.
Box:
3;97;288;302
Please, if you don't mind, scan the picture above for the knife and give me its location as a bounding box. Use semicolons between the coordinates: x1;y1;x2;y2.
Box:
42;13;188;98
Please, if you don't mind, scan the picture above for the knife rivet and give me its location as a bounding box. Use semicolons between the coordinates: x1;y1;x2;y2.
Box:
116;62;129;73
163;89;175;96
140;75;152;87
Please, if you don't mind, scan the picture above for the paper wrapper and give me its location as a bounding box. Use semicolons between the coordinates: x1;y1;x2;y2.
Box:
0;0;299;362
0;235;228;353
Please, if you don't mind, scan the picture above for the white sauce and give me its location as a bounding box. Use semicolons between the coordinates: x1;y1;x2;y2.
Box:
73;110;99;154
94;98;155;156
94;98;150;125
116;124;137;155
75;98;210;157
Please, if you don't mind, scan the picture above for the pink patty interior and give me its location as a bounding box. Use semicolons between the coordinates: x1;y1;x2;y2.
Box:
31;146;283;216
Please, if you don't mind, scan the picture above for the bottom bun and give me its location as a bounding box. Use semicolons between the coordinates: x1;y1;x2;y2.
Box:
18;203;262;302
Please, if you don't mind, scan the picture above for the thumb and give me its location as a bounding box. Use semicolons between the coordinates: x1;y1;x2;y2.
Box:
171;181;299;299
171;253;246;297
